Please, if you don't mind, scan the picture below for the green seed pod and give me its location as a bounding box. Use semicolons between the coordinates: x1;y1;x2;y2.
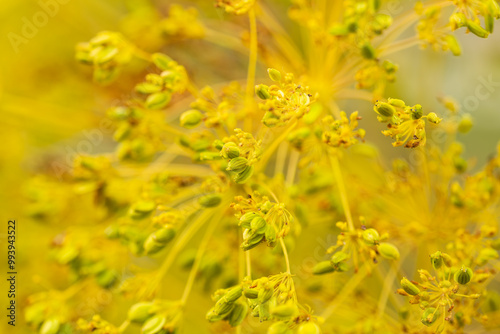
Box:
378;243;400;261
243;288;259;299
331;251;349;264
144;237;166;255
466;20;489;38
401;277;420;296
444;35;461;56
457;115;473;133
421;307;439;327
227;157;249;173
258;287;274;304
226;286;243;302
214;298;235;316
180;110;203;129
198;194;222;208
297;322;322;334
255;84;271;100
430;251;443;270
267;68;282;82
153;226;176;243
313;261;335;275
374;102;396;117
387;98;405;108
145;92;171;110
411;104;423;120
251;216;267;233
268;322;292;334
40;318;60;334
239;212;258;229
426;112;442;124
270;303;298;319
258;302;271;322
454;266;473;285
151;53;173;71
221;142;240;159
96;269;118;288
206;308;225;322
142;314;166;334
130;200;156;219
113;122;131;142
234;165;254;184
241;233;264;251
265;225;277;246
329;24;349;36
128;302;154;323
360;42;376;59
362;228;380;245
228;302;248;327
449;13;467;30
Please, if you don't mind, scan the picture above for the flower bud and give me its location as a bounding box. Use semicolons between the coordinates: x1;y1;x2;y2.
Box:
378;243;400;261
40;318;60;334
388;98;405;108
466;20;489;38
214;298;235;316
449;13;467;30
151;53;173;71
251;216;267;233
454;266;473;285
198;194;222;208
265;225;277;246
141;314;166;334
421;307;439;327
268;68;282;82
270;302;298;319
226;286;243;302
255;84;271;100
297;322;322;334
128;302;154;323
221;142;240;159
360;42;376;59
234;165;254;184
268;321;292;334
153;226;176;243
444;35;461;56
401;277;420;295
243;288;259;299
129;200;156;219
457;115;473;133
227;157;248;173
426;112;441;124
411;104;423;120
258;287;274;304
206;308;225;322
180;110;203;128
313;261;335;275
374;102;395;117
145;92;171;110
362;228;380;245
331;251;349;264
228;302;248;327
239;212;258;229
430;251;443;270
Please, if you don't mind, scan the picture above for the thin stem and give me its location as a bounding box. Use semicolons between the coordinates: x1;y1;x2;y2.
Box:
329;154;355;231
180;210;221;305
246;250;252;278
376;263;398;320
118;320;130;333
280;238;291;274
246;7;258;102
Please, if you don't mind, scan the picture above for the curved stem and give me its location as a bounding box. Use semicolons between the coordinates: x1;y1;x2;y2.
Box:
329;154;355;231
280;238;291;274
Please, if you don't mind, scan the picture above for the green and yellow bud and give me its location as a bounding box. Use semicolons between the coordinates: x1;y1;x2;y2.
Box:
128;302;154;323
421;307;439;327
313;261;335;275
228;302;248;327
198;194;222;208
226;157;248;173
388;98;405;108
466;20;489;38
226;286;243;302
426;112;442;124
297;322;322;334
234;165;254;184
40;318;60;334
374;102;396;117
255;84;271;100
141;314;166;334
362;228;380;245
221;142;240;159
251;216;267;233
454;266;473;285
268;68;282;82
180;110;203;128
145;92;171;110
270;302;298;319
378;243;400;261
401;277;420;296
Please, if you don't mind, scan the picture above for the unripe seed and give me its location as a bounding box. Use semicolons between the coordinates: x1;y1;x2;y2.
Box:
421;307;439;327
40;318;60;334
128;302;154;323
255;84;271;100
227;157;249;173
180;110;203;128
374;102;396;117
362;228;380;245
221;142;240;159
228;302;248;327
454;266;473;285
297;322;322;334
313;261;335;275
401;277;420;295
268;68;282;82
198;194;222;208
270;302;298;318
141;314;166;334
378;243;400;260
251;216;267;234
234;165;254;184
